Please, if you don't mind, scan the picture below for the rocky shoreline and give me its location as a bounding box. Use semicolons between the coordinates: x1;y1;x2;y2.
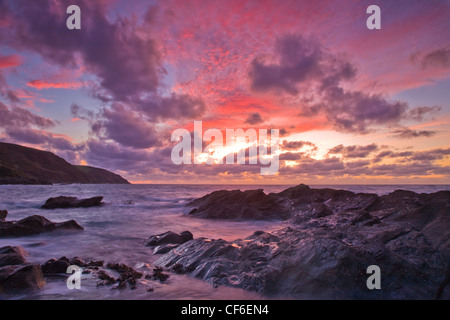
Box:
1;185;449;299
160;184;450;299
0;246;170;295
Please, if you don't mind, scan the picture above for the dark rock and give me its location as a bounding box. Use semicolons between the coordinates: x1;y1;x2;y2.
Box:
0;246;28;267
171;263;188;274
41;257;71;274
97;270;116;285
0;246;28;256
350;210;380;226
144;230;193;248
151;267;170;282
156;185;450;299
292;203;332;224
70;257;87;267
273;184;379;216
0;252;28;267
0;210;7;222
186;185;381;221
0;215;84;237
41;196;103;209
187;189;289;220
180;231;194;242
88;260;104;267
0;245;45;294
153;244;180;255
38;256;145;291
0;264;46;293
100;262;143;289
76;196;104;208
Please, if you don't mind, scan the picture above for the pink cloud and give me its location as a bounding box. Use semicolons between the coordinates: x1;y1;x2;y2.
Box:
0;54;21;68
27;79;83;90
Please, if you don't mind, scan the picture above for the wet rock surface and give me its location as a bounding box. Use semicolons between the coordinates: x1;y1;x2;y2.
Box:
186;189;289;220
144;230;193;254
40;256;170;291
156;184;450;299
0;215;84;237
41;256;86;274
0;246;45;294
41;196;104;209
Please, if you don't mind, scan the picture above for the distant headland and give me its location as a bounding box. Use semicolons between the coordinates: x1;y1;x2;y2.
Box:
0;142;129;185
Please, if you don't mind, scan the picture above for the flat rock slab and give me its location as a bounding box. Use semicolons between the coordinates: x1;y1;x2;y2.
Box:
41;196;103;209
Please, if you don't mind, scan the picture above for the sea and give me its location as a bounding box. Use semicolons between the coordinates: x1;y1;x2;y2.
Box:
0;184;449;300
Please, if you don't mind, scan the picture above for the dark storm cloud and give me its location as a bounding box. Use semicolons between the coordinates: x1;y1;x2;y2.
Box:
407;106;441;121
70;103;94;122
249;34;438;133
279;146;449;178
0;102;55;128
280;157;345;175
91;103;162;149
137;93;206;120
308;91;408;133
421;47;450;69
78;138;450;179
0;91;82;155
245;113;264;125
345;160;370;168
279;152;304;161
4;90;20;103
6;0;162;101
391;127;436;139
85;140;154;162
85;93;206;149
328;144;379;158
410;148;450;161
249;35;356;95
5;127;82;151
371;148;450;164
82;139;189;175
372;150;414;163
2;1;207;151
281;140;317;151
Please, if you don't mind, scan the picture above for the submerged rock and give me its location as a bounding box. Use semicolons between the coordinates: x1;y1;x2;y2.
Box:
158;185;450;299
41;196;103;209
0;215;84;237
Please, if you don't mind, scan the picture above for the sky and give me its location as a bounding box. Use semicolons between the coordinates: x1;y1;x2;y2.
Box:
0;0;449;184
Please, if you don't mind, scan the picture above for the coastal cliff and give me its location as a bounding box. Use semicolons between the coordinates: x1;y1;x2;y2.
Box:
0;142;129;184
